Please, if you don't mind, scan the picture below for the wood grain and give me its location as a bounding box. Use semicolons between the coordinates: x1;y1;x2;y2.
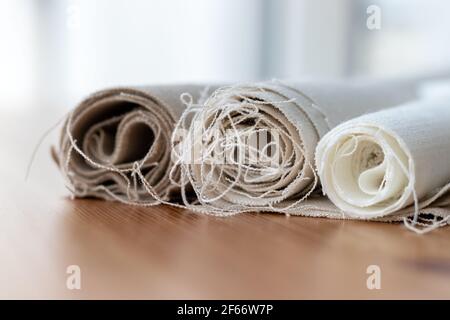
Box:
0;109;449;299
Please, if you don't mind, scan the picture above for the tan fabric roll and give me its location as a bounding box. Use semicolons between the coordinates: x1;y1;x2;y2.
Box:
56;85;211;204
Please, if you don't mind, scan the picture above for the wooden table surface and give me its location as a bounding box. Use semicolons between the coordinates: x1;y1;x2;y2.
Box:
1;108;449;299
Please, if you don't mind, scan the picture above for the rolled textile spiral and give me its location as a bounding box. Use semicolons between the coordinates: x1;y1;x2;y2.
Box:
173;75;450;215
56;85;212;205
315;96;450;223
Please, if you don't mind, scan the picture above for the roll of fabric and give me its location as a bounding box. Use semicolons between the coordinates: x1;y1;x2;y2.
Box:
316;96;450;220
174;75;450;215
56;85;212;204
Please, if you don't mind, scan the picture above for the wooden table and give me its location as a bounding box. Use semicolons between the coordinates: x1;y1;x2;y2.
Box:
1;108;449;299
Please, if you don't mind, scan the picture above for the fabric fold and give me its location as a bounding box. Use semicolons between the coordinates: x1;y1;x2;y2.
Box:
57;85;211;204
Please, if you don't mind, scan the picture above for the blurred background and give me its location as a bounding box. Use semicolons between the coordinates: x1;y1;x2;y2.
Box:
2;0;450;109
1;0;450;190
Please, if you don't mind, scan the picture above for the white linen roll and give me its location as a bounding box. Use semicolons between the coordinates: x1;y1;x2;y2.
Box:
316;96;450;219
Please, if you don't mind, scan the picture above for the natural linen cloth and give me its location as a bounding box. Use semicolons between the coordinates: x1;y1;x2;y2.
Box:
174;75;450;218
316;96;450;225
56;85;211;204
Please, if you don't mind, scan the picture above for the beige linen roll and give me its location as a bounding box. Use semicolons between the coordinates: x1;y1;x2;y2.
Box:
56;85;211;204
